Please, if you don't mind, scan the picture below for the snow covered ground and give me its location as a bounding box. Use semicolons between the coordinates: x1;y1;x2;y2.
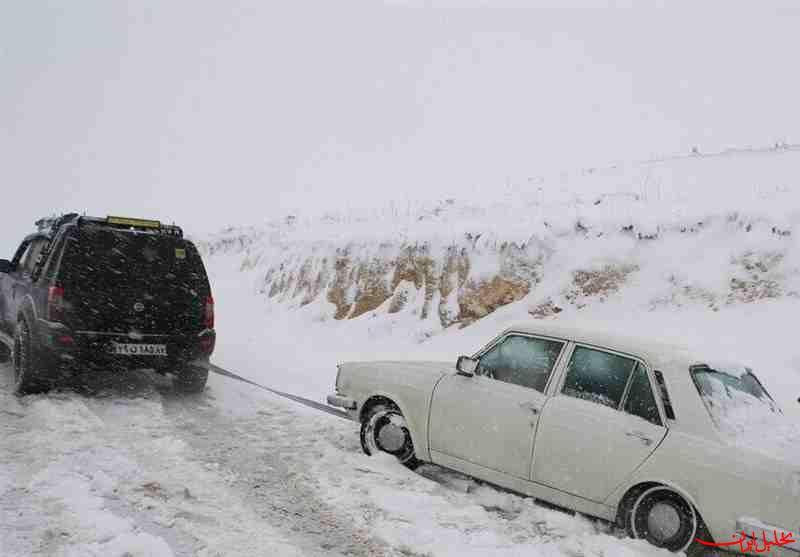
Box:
3;148;800;556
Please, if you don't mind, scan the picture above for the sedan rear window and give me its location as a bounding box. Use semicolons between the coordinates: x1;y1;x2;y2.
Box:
692;365;772;403
691;364;778;430
562;346;636;409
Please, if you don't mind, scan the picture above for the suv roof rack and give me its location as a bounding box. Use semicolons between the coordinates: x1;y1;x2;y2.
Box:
35;214;183;238
35;213;80;235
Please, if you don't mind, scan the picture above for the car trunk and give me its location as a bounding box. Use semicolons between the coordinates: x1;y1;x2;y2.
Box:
57;227;210;336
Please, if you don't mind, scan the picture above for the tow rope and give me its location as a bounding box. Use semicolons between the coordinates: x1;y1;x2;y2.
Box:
203;362;351;421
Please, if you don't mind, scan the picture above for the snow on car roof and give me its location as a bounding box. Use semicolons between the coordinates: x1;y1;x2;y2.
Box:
503;321;699;372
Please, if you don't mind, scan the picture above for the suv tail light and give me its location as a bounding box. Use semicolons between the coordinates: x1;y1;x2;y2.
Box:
199;333;216;354
48;286;65;322
204;295;214;329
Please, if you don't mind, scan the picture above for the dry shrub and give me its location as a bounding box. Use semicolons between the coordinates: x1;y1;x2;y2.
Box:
728;252;785;303
529;300;563;319
565;264;637;307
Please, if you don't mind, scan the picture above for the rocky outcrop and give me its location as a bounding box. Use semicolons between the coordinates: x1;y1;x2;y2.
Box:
258;241;540;327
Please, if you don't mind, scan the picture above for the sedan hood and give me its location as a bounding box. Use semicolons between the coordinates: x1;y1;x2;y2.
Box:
341;360;453;379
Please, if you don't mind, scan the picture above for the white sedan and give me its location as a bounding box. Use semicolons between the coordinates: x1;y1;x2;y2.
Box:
328;323;800;556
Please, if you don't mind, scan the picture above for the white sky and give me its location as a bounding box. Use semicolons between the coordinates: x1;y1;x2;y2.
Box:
2;0;800;255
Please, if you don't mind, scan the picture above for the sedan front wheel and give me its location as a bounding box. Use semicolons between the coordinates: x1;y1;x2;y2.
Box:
360;403;419;469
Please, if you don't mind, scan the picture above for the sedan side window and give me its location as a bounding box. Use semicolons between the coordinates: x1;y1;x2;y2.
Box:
623;364;662;426
477;335;564;393
562;346;636;409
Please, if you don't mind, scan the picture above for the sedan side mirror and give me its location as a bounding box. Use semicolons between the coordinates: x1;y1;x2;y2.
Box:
0;259;11;274
456;355;478;377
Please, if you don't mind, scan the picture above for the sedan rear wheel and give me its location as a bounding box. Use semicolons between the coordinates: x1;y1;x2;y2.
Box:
360;403;419;469
629;486;705;555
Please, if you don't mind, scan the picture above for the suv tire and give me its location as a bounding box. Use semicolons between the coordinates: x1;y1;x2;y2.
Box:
0;340;10;364
13;319;50;395
174;364;208;393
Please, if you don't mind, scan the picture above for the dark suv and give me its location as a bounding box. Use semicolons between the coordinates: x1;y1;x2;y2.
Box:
0;214;215;394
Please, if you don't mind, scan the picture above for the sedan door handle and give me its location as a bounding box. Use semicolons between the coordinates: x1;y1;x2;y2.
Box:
625;430;654;446
519;401;541;415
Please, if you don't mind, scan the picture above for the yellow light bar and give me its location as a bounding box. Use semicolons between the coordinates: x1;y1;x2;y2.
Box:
107;216;161;228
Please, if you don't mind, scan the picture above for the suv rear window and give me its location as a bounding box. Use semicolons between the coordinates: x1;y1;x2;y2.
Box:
59;227;209;294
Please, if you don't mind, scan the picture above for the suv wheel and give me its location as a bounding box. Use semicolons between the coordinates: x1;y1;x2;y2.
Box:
174;364;208;393
13;320;50;395
0;340;10;364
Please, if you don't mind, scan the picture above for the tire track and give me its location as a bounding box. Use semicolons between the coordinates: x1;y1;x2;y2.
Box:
156;385;396;557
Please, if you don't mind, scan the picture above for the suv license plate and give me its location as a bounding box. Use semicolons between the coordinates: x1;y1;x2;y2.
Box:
111;343;167;356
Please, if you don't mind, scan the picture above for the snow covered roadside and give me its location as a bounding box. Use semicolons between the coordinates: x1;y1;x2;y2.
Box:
310;442;671;557
0;357;674;557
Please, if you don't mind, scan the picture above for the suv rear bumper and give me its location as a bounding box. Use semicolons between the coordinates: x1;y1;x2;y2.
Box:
34;319;215;373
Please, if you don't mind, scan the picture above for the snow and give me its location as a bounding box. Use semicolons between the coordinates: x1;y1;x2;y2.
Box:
313;448;671;557
696;371;800;464
190;150;800;555
0;377;306;557
3;146;800;555
0;257;694;557
200;146;800;258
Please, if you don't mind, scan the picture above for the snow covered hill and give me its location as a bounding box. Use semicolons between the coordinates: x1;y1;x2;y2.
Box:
201;145;800;335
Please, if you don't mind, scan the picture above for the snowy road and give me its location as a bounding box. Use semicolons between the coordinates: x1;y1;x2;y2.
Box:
0;364;394;557
0;360;676;557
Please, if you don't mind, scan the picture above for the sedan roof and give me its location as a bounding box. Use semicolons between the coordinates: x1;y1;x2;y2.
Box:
503;321;699;372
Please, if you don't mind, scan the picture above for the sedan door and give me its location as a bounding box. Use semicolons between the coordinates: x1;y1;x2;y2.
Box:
532;345;667;502
429;334;566;480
